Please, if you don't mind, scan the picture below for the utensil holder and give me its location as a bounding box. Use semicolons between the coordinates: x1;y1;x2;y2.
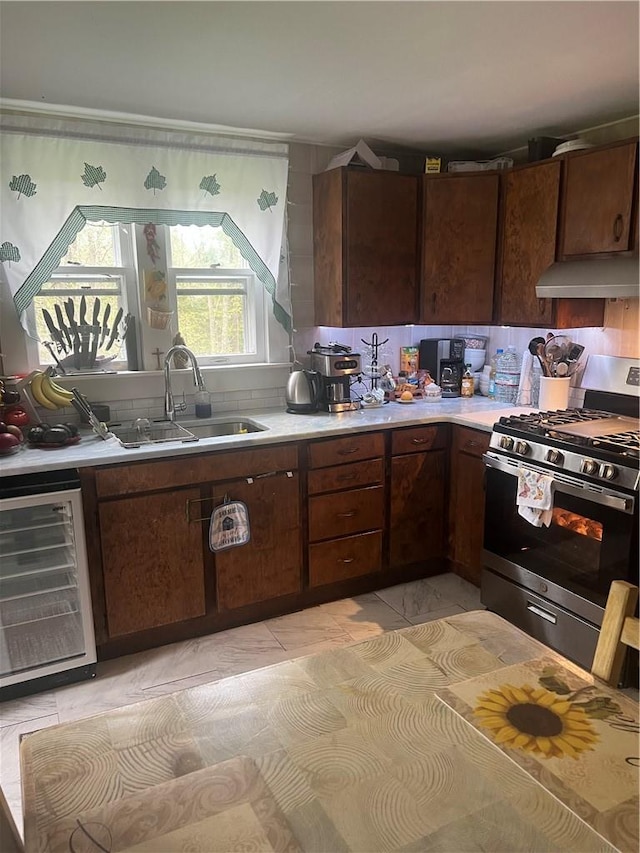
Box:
538;376;570;411
147;306;174;330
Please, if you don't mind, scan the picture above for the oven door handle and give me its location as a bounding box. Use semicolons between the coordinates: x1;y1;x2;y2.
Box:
483;453;635;514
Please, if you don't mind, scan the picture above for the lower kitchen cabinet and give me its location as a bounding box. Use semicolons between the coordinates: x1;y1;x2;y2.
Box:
307;432;385;586
215;473;302;610
448;426;491;586
389;425;448;568
100;487;207;638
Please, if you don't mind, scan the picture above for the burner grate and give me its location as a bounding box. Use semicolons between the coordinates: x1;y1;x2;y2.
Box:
591;431;640;459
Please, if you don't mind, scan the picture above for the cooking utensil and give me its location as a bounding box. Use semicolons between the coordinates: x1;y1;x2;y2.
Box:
529;338;552;376
65;299;81;368
54;304;72;351
100;304;111;347
79;294;87;325
105;307;124;351
567;343;585;363
71;388;110;438
42;308;64;351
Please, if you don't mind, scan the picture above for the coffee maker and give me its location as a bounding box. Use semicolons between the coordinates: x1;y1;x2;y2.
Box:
418;338;465;397
308;343;361;412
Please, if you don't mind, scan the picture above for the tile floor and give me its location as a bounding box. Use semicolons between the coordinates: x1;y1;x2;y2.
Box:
1;574;484;830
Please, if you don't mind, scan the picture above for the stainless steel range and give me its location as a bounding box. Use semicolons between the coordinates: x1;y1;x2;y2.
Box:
481;355;639;677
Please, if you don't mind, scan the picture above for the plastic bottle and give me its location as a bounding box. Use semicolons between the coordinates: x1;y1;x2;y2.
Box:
195;388;212;418
488;349;503;399
495;345;521;404
460;364;475;398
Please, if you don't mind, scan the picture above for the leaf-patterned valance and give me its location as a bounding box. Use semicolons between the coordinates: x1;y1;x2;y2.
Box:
0;130;290;331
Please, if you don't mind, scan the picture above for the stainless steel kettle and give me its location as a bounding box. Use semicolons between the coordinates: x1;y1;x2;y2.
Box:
286;369;322;414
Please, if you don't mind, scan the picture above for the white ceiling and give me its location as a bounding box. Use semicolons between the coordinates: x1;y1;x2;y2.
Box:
1;1;638;155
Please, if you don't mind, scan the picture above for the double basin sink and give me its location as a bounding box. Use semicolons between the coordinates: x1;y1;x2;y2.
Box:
109;417;267;448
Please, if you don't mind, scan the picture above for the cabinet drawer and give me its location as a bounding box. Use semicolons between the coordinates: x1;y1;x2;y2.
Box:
391;425;447;456
309;531;382;587
308;432;384;469
453;426;490;458
95;444;298;497
308;486;384;541
308;458;384;495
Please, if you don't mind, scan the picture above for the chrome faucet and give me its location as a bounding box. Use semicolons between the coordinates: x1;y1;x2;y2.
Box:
163;345;206;421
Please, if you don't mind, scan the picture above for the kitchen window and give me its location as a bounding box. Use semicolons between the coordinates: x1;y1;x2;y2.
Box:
30;222;266;370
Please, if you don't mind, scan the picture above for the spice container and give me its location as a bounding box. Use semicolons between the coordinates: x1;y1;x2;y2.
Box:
461;364;475;398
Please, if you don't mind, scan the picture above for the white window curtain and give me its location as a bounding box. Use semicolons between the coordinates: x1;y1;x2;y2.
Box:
0;117;290;333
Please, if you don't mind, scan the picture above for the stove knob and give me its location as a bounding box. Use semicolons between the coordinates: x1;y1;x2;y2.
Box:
515;440;530;456
546;449;564;465
500;436;514;451
600;464;618;481
581;459;599;476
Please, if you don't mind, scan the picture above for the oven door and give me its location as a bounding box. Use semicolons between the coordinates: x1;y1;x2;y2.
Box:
482;452;637;625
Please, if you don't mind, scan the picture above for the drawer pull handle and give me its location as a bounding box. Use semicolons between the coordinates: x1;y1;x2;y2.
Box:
411;438;427;445
338;448;359;456
465;441;479;449
340;557;354;564
613;213;624;242
337;511;356;518
338;473;357;481
527;602;557;624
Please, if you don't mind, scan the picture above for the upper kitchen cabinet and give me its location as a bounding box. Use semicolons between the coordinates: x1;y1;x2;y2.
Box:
558;139;638;258
313;168;419;326
496;160;605;328
420;173;499;325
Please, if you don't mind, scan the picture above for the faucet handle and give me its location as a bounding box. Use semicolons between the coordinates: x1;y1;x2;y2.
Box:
175;395;187;413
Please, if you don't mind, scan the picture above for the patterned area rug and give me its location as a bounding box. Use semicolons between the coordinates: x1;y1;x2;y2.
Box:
439;657;639;852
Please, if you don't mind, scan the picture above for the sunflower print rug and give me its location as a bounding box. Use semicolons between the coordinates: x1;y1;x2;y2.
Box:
438;656;638;851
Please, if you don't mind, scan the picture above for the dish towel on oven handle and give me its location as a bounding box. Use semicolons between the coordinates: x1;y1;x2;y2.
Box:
516;467;554;527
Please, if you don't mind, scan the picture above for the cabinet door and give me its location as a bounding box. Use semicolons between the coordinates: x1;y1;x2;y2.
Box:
498;161;559;327
346;170;419;326
448;428;490;586
421;174;498;324
559;142;638;257
390;450;446;567
215;473;302;611
100;488;206;638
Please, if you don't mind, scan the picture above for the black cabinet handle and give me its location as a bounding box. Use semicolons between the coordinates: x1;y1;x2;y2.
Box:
431;293;437;312
613;213;624;242
538;298;546;315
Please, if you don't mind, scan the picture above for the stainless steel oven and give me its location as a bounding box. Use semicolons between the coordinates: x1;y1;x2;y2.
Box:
480;354;639;676
482;452;637;669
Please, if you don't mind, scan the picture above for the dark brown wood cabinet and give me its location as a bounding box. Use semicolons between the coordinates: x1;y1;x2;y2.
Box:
215;473;302;611
448;426;491;586
100;486;207;638
389;425;447;568
91;444;301;642
307;432;385;587
558;140;638;258
313;168;419;326
420;173;499;324
496;160;605;329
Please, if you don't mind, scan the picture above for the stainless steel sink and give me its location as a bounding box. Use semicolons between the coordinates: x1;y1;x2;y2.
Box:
110;420;199;448
109;417;267;447
182;419;267;438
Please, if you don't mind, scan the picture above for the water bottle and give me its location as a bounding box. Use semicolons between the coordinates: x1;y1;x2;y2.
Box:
495;346;521;404
488;349;503;399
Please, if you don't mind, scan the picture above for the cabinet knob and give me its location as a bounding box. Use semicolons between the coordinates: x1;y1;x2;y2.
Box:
613;213;624;242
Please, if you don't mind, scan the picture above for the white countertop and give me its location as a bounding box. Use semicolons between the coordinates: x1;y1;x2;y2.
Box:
0;398;537;478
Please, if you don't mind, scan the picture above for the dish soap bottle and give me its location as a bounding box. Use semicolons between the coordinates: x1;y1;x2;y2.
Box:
461;364;475;398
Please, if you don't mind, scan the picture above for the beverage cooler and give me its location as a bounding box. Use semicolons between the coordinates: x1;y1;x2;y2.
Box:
0;470;96;700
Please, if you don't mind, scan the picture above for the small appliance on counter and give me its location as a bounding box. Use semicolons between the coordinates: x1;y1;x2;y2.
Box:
308;343;362;412
418;338;465;398
285;369;323;414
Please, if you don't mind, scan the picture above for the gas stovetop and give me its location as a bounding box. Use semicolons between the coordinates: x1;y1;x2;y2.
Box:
489;408;640;492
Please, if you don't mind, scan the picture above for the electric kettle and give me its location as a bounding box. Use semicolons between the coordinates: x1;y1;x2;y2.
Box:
285;369;322;414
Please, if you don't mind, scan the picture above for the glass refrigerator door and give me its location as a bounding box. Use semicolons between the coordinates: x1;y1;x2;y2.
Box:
0;489;96;682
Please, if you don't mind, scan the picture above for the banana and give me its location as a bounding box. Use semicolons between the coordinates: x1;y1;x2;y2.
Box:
39;373;73;409
46;376;74;402
29;371;59;410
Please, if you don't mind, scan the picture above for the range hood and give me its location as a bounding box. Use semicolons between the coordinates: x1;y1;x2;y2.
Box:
536;257;639;299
